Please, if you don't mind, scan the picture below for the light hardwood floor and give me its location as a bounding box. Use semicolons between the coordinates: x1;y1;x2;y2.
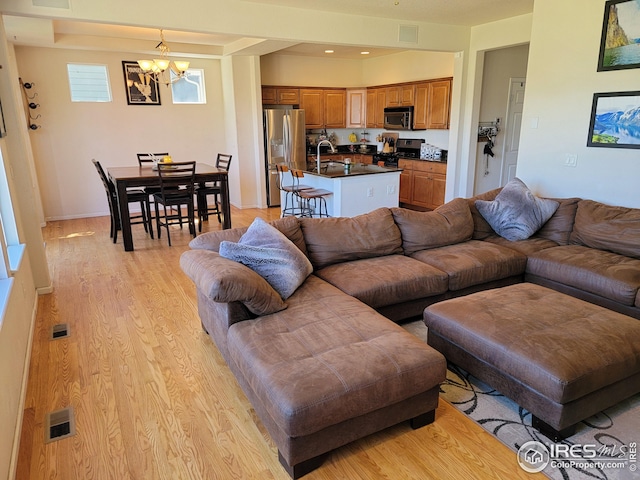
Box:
16;208;545;479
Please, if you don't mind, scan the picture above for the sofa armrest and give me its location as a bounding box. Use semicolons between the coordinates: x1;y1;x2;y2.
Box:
189;228;248;252
180;250;287;316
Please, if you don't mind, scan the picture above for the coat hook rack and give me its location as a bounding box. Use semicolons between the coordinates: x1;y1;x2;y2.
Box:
19;78;42;130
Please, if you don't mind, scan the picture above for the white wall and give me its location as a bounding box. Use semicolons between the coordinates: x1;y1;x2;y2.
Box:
0;251;37;480
517;0;640;207
261;54;365;88
15;46;227;220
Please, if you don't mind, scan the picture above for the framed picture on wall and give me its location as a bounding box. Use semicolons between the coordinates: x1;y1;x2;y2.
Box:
597;0;640;71
122;61;161;105
587;91;640;149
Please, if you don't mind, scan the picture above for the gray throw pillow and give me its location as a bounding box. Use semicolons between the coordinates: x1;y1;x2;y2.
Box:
219;217;313;299
475;178;559;241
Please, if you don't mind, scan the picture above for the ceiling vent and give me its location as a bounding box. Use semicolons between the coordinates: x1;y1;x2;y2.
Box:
398;24;419;44
32;0;70;8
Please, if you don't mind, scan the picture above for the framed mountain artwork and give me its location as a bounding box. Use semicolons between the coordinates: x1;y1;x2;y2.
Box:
597;0;640;71
587;91;640;149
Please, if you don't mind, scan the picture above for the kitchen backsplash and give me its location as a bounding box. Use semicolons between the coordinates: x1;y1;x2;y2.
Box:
307;128;450;152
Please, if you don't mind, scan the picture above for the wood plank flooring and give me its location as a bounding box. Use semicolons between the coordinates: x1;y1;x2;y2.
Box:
16;208;545;479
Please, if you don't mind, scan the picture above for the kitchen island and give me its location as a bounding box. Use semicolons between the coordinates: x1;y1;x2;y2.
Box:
281;162;401;217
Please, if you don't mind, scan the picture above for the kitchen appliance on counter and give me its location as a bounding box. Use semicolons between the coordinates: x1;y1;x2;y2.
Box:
372;138;424;167
383;106;414;131
264;107;306;207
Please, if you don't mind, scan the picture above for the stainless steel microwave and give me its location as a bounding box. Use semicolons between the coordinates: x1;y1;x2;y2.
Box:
383;106;414;130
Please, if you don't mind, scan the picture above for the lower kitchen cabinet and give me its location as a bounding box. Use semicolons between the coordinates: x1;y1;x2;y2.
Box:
399;159;447;210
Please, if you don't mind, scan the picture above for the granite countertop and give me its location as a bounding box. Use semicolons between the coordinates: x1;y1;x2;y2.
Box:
307;144;377;155
304;162;401;178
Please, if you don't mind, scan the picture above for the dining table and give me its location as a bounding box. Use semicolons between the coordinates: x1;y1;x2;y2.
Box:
107;162;231;251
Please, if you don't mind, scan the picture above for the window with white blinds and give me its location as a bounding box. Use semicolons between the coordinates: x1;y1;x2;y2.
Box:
67;64;112;102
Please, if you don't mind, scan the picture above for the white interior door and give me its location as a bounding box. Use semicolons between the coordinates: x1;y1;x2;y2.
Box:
501;78;525;185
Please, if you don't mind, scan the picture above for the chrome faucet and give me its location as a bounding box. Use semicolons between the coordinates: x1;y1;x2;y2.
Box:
316;139;336;174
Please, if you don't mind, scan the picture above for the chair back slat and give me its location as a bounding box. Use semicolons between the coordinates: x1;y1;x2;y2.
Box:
215;153;232;172
157;161;197;196
92;159;118;209
137;152;170;165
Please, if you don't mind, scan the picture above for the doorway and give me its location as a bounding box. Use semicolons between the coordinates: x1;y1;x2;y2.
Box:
501;78;525;185
472;44;529;195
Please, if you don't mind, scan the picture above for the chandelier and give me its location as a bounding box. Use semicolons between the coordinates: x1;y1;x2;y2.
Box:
137;30;190;85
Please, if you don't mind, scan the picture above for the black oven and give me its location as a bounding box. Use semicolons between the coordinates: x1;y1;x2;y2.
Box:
383;106;414;131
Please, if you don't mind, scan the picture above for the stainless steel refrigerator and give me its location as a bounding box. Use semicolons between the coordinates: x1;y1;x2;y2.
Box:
264;107;306;207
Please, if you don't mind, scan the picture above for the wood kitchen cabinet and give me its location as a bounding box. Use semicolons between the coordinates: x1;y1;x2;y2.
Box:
366;87;386;128
386;84;414;107
346;89;367;128
261;86;300;105
324;89;346;129
399;159;447;210
300;88;346;129
413;78;452;130
300;89;324;128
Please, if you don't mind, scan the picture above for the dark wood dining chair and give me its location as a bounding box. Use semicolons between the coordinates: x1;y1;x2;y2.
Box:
196;153;232;231
92;159;153;242
153;161;197;246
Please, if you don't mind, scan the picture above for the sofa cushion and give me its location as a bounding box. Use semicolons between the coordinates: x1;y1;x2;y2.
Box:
570;200;640;259
227;275;446;438
391;198;474;256
219;217;312;299
300;208;403;270
180;249;287;315
315;255;449;308
527;245;640;306
190;215;308;256
475;178;559;241
483;234;558;256
410;240;527;291
535;197;580;245
467;188;501;240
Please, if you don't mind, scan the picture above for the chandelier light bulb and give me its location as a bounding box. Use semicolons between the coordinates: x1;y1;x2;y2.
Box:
136;29;190;85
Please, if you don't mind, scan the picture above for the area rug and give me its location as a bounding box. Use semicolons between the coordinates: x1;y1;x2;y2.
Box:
403;320;640;480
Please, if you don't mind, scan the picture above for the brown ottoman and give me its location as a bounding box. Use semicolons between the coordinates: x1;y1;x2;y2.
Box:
423;283;640;441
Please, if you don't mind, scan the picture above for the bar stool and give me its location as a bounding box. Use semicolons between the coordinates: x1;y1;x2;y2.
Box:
275;164;313;217
290;169;332;218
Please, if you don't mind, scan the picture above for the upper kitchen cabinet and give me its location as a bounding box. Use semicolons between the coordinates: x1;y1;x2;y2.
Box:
300;88;346;129
386;84;415;107
262;86;300;105
366;88;386;128
300;89;324;128
346;89;367;128
413;78;452;130
324;89;346;129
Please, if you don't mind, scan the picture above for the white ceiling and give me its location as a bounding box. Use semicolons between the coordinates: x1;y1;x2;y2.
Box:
4;0;534;59
245;0;534;27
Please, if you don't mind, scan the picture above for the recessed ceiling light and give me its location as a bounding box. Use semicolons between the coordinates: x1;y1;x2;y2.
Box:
361;51;370;55
325;49;334;54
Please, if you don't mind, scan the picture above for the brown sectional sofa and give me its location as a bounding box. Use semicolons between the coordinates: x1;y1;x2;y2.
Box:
180;192;640;477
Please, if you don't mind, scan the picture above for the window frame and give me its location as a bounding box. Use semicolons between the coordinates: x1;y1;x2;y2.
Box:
170;68;207;104
67;63;113;103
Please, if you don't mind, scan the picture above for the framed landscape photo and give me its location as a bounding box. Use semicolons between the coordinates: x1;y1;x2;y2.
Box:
122;61;161;105
587;91;640;149
597;0;640;71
